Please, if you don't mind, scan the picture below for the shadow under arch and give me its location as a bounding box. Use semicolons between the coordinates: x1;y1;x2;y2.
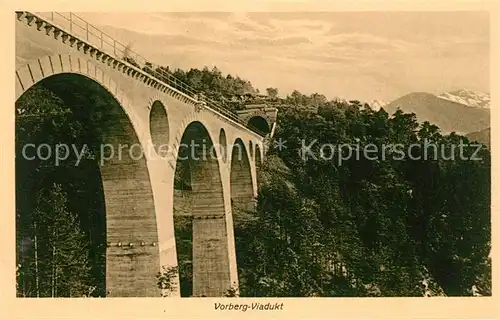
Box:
248;116;270;135
255;144;262;186
229;138;256;290
230;138;255;214
15;73;160;297
149;100;170;157
172;121;231;297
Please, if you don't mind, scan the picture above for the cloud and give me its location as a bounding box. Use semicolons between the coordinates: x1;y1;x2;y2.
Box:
233;36;312;47
76;11;489;101
231;21;263;33
327;33;414;50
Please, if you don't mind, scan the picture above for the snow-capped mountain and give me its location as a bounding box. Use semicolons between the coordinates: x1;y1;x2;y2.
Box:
366;99;389;111
327;97;389;111
437;89;490;109
384;92;490;134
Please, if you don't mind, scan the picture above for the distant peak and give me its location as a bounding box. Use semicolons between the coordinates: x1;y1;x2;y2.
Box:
437;89;490;109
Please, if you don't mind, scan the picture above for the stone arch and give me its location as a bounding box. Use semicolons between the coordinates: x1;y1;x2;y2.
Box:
169;110;221;169
15;55;148;141
148;98;170;157
18;55;113;102
14;65;161;297
172;120;231;297
247;115;270;134
230;138;255;213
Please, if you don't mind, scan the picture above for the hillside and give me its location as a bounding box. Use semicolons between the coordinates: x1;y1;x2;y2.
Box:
466;127;491;148
383;92;490;134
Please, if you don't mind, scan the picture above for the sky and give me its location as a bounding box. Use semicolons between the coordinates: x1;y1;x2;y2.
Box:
74;11;490;102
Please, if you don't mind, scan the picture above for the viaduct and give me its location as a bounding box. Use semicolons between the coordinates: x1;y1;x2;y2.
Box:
15;11;278;297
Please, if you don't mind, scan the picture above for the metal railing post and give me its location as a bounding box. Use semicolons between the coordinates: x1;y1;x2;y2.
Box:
86;21;89;41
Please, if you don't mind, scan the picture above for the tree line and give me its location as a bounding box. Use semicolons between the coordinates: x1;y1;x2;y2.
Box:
233;101;491;296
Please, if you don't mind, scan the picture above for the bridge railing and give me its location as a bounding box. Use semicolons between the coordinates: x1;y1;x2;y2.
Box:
32;11;268;138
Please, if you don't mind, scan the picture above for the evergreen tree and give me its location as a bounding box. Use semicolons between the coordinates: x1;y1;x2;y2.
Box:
18;183;92;297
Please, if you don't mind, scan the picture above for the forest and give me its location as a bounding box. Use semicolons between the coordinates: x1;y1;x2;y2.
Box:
15;64;491;297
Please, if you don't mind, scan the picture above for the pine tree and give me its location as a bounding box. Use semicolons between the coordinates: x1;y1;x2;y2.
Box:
31;183;92;297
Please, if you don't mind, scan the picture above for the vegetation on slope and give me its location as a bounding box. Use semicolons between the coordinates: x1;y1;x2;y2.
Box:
16;78;111;297
235;102;491;297
15;64;491;297
466;127;491;149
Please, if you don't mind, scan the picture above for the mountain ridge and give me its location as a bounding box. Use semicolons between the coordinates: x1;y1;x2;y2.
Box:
437;89;490;109
382;91;490;135
366;88;490;112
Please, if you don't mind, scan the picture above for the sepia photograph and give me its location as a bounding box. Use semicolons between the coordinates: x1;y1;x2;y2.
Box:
3;1;498;318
